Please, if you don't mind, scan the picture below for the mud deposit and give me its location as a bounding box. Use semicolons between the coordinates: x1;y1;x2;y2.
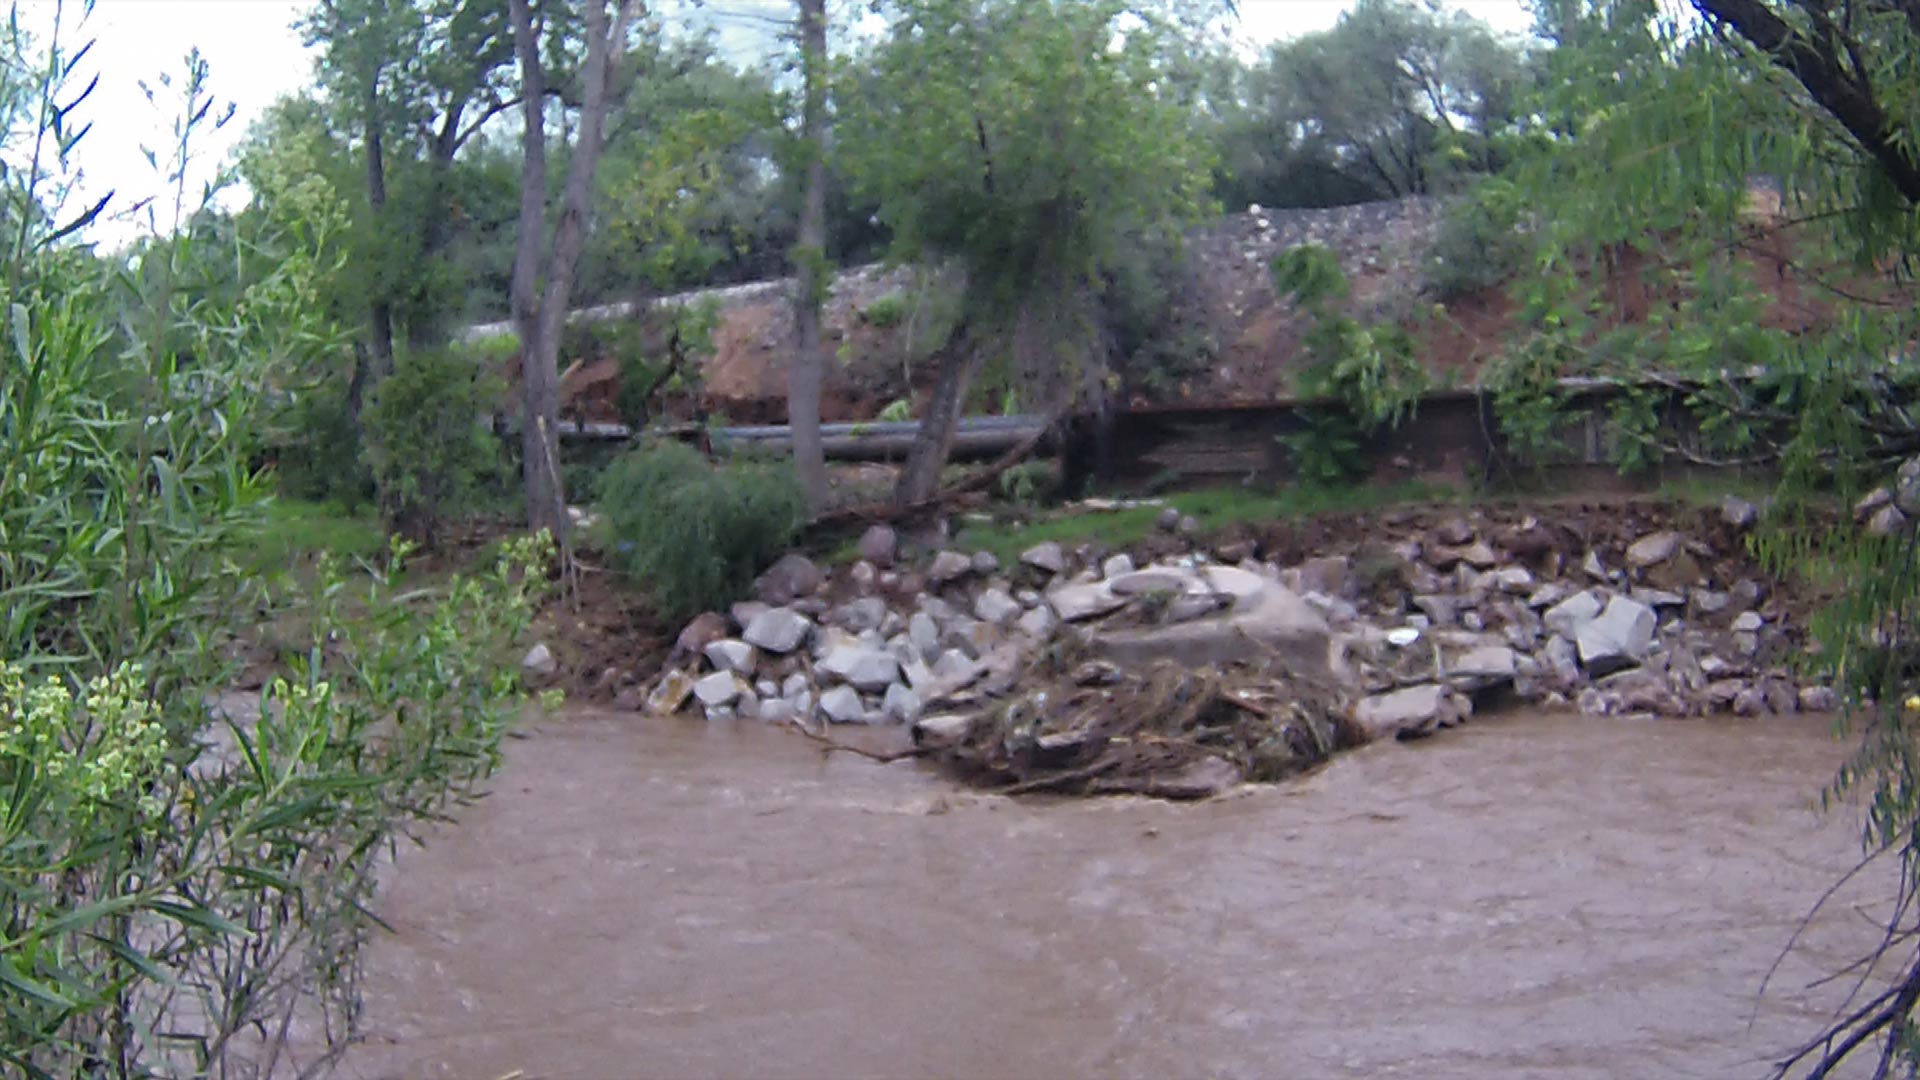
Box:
336;710;1892;1079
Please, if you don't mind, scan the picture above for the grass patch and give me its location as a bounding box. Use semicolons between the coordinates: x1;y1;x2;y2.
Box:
243;497;387;574
954;480;1465;566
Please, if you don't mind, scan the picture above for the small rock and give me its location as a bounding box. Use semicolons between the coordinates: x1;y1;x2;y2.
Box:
974;588;1022;626
755;553;825;603
912;713;974;749
857;524;898;567
1456;540;1498;569
818;644;901;692
613;685;648;712
1543;591;1604;638
1156;507;1182;532
1214;539;1257;563
693;671;744;708
1692;589;1730;616
702;639;758;675
1102;553;1136;579
971;551;1000;575
932;649;981;682
1047;582;1128;622
729;601;770;632
1178;515;1201;538
1295;555;1351;598
1526;582;1570;609
1855;486;1893;521
882;682;923;722
909;611;941;660
756;679;779;697
758;698;797;724
1020;541;1067;574
1110;568;1194;597
1354;684;1464;741
836;596;889;634
1451;646;1518;690
1763;680;1799;715
1868;504;1910;536
1729;579;1767;613
1799;685;1839;712
1488;566;1535;593
1632;587;1687;608
781;672;809;699
1413;594;1457;627
1582;550;1609;581
1722;496;1759;530
819;685;868;724
675;612;731;656
1016;605;1056;639
1899;458;1920;515
521;643;558;677
849;561;878;592
743;607;815;654
706;705;737;722
1731;611;1765;633
646;669;696;714
1436;517;1475;545
928;550;974;584
1626;531;1682;568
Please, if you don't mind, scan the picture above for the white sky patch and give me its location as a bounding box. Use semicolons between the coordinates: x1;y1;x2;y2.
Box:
28;0;1533;246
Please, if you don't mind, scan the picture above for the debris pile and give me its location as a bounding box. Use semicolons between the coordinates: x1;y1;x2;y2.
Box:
639;493;1837;797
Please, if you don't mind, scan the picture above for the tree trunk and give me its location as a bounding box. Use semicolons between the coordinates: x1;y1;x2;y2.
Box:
893;341;985;507
509;0;642;538
362;78;395;407
789;0;830;513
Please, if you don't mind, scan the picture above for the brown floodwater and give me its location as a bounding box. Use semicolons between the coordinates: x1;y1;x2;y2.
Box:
328;709;1900;1080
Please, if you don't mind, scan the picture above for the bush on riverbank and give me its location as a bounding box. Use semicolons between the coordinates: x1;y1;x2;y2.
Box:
594;441;807;619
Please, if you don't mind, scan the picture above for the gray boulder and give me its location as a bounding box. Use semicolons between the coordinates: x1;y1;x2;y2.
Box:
928;550;974;584
1450;645;1517;690
755;553;825;604
882;682;923;723
702;639;758;676
1102;553;1136;579
818;644;902;692
1543;590;1604;638
858;524;899;567
521;643;558;678
1047;582;1128;622
1868;504;1910;536
1575;595;1658;676
908;611;941;660
1355;684;1465;741
818;685;868;724
743;607;814;654
971;551;1000;575
1722;495;1759;530
1626;531;1682;568
836;596;889;634
974;587;1022;626
693;671;744;708
1016;604;1057;639
1020;541;1066;575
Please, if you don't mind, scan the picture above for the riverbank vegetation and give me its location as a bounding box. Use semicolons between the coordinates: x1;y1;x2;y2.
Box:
9;0;1920;1071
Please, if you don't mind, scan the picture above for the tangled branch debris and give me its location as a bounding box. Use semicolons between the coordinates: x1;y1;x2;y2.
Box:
915;641;1363;800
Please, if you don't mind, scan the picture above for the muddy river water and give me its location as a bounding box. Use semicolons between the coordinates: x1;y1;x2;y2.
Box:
333;710;1899;1079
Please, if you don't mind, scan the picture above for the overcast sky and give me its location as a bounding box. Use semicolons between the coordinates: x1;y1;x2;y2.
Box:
28;0;1536;245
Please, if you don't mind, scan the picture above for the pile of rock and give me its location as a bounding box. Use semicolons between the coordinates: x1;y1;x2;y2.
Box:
645;496;1831;744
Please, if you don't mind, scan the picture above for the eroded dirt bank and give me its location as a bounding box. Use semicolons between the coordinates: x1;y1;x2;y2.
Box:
333;708;1892;1080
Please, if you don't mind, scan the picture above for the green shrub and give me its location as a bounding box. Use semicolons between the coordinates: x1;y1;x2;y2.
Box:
863;292;910;328
270;378;375;509
1425;178;1531;301
594;441;807;619
363;347;507;544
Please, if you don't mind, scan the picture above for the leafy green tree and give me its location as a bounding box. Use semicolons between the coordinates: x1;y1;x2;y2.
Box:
1493;1;1920;1070
1218;0;1532;209
838;0;1222;505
